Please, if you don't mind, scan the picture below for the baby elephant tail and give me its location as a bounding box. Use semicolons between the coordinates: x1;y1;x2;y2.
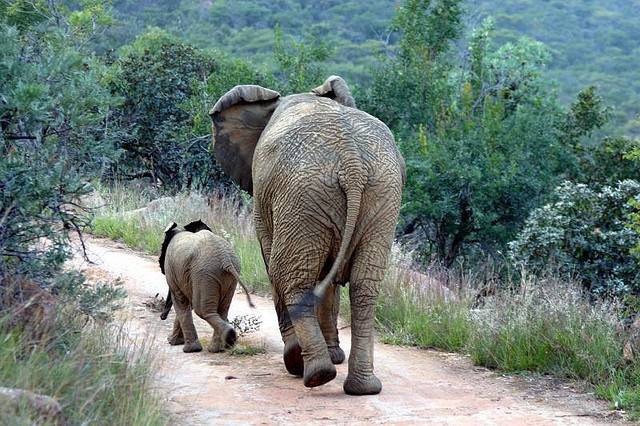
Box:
160;290;172;320
225;265;256;308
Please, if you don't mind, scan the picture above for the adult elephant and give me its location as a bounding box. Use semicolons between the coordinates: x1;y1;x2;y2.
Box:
210;76;404;395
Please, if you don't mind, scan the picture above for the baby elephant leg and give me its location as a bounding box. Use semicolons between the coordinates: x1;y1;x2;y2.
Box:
208;281;237;353
193;278;236;352
171;289;202;353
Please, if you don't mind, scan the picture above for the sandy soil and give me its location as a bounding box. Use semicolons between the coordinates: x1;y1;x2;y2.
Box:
71;237;628;425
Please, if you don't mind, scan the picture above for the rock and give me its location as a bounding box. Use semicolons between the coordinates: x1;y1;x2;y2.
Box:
79;191;106;210
0;386;63;425
123;196;174;218
394;267;457;302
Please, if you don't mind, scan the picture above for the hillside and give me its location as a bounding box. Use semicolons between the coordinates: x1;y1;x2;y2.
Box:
104;0;640;135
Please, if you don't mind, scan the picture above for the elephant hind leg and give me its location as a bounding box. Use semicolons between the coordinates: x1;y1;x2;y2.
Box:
343;237;391;395
192;277;236;351
171;287;201;353
316;282;345;364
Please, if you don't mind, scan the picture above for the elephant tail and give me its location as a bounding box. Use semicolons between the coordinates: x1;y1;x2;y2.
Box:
225;264;256;308
314;167;365;300
160;289;172;320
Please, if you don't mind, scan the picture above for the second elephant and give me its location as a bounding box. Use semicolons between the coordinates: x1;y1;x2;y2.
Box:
210;76;405;394
159;220;254;353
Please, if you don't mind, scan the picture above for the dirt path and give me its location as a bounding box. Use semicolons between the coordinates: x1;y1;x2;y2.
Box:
71;237;625;425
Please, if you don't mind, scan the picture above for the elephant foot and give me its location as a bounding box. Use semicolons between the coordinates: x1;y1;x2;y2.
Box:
167;334;185;346
283;339;304;377
328;345;345;364
303;355;336;388
223;328;237;348
182;340;203;353
343;373;382;395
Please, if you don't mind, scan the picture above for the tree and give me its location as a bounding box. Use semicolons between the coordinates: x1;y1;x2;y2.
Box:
273;25;332;94
363;2;577;265
0;1;120;280
108;28;216;188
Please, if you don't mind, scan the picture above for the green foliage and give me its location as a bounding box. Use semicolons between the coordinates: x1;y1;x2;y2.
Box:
509;181;640;296
0;303;165;425
366;5;574;265
108;28;278;190
97;0;640;137
108;28;219;188
473;0;640;136
273;25;331;94
0;3;120;280
392;0;462;64
578;137;640;186
103;0;395;84
51;271;126;322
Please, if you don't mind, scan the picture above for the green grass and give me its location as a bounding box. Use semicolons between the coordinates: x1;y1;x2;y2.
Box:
372;267;640;418
93;216;163;254
0;312;165;425
229;342;267;356
377;296;471;352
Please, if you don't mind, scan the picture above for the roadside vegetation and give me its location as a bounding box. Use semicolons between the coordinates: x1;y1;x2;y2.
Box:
0;302;165;425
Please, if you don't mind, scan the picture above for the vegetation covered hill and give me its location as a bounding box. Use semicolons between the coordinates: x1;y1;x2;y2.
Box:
104;0;640;135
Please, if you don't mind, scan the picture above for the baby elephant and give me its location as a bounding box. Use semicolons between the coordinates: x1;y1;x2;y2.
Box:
158;220;254;353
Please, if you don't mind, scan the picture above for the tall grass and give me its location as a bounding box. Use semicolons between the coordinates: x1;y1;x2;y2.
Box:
376;255;640;417
92;187;270;293
0;309;165;425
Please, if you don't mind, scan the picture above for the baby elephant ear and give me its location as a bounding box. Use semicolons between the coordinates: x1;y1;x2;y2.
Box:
159;222;178;274
312;75;356;108
184;219;212;233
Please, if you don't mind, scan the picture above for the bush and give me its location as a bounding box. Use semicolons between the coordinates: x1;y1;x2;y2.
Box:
509;180;640;296
0;4;120;281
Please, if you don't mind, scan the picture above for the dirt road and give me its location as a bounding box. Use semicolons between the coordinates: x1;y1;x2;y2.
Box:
72;237;625;425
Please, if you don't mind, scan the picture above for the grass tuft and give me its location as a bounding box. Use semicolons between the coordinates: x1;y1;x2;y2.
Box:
0;310;165;425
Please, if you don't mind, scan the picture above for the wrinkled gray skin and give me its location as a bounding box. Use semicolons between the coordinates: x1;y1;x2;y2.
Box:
160;222;252;353
210;76;404;395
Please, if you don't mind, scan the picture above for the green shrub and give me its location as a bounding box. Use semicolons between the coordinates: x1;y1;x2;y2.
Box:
509;180;640;296
0;6;120;281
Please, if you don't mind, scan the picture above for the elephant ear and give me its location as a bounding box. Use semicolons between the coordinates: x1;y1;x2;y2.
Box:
311;75;356;108
210;85;281;195
184;219;212;233
159;222;178;275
